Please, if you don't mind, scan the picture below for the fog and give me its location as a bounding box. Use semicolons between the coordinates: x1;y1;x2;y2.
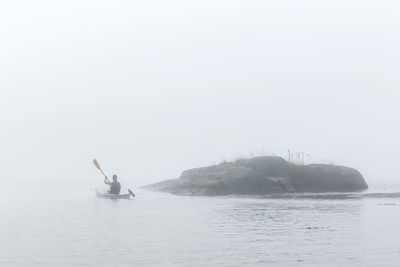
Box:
1;0;399;187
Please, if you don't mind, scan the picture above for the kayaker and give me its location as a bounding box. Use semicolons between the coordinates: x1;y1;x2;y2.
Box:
104;175;121;195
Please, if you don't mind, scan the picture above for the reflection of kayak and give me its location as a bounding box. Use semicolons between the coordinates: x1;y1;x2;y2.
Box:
96;190;135;199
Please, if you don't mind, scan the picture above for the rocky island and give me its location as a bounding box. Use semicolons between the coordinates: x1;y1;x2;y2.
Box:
145;156;368;196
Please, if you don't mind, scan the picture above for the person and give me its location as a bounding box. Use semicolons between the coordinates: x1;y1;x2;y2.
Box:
104;174;121;195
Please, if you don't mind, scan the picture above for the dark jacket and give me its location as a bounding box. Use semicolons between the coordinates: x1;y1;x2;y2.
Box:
105;178;121;195
109;181;121;194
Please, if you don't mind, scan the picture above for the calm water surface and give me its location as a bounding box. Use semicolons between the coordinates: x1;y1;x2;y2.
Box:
1;184;400;266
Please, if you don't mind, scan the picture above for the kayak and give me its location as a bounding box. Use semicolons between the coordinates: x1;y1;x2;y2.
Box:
96;192;130;199
96;190;135;199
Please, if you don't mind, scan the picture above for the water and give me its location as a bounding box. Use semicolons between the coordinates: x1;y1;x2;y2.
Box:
2;184;400;266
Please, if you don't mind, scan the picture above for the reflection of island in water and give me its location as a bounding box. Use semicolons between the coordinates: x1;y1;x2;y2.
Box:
260;192;400;200
145;156;368;196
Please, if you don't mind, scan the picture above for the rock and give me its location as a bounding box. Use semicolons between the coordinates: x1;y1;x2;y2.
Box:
145;156;368;196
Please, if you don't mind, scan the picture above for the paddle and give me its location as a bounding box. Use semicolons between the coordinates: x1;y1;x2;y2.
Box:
128;189;135;198
93;159;110;183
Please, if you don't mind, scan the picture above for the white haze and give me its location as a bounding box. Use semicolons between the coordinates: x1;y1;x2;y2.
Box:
0;0;399;187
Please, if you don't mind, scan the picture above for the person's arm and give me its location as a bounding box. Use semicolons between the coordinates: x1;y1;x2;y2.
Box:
104;177;111;185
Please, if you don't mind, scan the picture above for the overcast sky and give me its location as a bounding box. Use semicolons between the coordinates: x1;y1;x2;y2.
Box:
1;0;399;187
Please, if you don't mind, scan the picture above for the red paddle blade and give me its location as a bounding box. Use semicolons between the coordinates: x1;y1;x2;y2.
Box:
93;159;101;170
